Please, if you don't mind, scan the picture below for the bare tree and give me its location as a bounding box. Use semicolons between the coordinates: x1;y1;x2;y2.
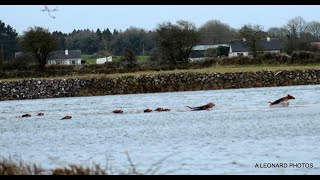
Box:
239;24;267;58
306;21;320;41
199;20;235;44
285;17;315;53
156;20;200;65
41;5;58;19
286;16;307;39
19;26;58;71
267;26;290;40
267;26;290;51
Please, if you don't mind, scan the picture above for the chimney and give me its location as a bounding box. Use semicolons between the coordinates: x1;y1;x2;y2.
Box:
267;37;271;41
65;50;68;56
242;38;246;42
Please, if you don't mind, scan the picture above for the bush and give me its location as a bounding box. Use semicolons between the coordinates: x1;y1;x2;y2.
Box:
189;58;217;69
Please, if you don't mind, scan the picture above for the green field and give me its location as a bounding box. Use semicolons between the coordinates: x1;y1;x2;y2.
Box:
82;54;96;64
136;56;151;62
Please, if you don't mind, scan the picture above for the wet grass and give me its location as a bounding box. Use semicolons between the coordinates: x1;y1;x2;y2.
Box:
0;158;143;175
0;153;175;175
0;158;46;175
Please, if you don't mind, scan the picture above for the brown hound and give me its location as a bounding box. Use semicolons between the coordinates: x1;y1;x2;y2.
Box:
113;110;124;114
154;108;171;112
37;112;44;116
186;102;215;111
21;114;32;117
144;109;153;113
61;116;72;120
269;94;295;106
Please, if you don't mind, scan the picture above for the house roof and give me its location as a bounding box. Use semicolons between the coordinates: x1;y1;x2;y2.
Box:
229;40;248;52
230;38;281;52
311;42;320;49
192;44;229;51
49;50;82;60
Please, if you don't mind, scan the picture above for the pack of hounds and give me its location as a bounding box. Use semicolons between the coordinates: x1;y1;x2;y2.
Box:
20;94;295;120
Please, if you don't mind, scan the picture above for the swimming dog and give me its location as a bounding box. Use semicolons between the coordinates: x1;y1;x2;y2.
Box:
113;110;124;114
186;102;215;111
37;112;44;116
21;114;32;117
61;115;72;120
154;108;171;112
144;109;152;113
269;94;295;106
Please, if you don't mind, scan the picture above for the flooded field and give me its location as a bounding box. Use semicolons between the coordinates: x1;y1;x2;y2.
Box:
1;84;320;174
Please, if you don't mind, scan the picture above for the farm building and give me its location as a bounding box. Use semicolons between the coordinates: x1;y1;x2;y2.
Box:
189;44;229;61
47;50;82;65
229;37;281;57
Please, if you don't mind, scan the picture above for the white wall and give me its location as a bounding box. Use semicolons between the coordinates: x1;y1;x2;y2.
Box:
229;50;280;57
229;52;249;57
96;57;107;64
96;56;112;64
68;59;81;65
106;56;112;62
48;59;81;65
188;57;206;62
265;50;280;53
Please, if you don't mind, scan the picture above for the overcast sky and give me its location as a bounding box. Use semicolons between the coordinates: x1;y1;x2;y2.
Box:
1;5;320;35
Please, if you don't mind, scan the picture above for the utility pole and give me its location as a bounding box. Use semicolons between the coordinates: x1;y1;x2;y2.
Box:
1;43;3;61
142;43;145;56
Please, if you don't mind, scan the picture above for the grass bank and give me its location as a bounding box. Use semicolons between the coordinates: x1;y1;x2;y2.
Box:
0;154;170;175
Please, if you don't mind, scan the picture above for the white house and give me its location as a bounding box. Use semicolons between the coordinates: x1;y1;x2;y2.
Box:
47;50;82;65
229;37;281;57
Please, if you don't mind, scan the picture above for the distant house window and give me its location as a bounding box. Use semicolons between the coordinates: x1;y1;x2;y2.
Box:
237;53;244;56
71;60;76;65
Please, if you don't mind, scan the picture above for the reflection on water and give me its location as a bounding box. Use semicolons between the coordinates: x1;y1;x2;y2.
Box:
1;84;320;174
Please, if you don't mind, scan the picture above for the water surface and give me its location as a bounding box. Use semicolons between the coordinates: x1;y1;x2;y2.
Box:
1;85;320;174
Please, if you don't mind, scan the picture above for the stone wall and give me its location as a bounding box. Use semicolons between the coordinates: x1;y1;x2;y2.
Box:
1;69;320;101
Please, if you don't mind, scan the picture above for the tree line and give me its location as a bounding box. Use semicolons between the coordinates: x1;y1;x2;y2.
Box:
1;16;320;70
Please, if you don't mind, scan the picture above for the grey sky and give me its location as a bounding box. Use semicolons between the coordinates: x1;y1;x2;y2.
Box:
1;5;320;35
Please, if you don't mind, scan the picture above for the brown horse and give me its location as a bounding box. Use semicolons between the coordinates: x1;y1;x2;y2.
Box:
186;102;215;111
269;94;295;106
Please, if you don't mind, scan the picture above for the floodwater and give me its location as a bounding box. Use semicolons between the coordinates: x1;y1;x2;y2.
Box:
1;85;320;174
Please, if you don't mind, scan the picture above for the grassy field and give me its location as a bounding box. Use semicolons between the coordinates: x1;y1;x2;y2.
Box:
82;55;96;64
110;56;151;62
2;64;320;82
136;56;151;62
